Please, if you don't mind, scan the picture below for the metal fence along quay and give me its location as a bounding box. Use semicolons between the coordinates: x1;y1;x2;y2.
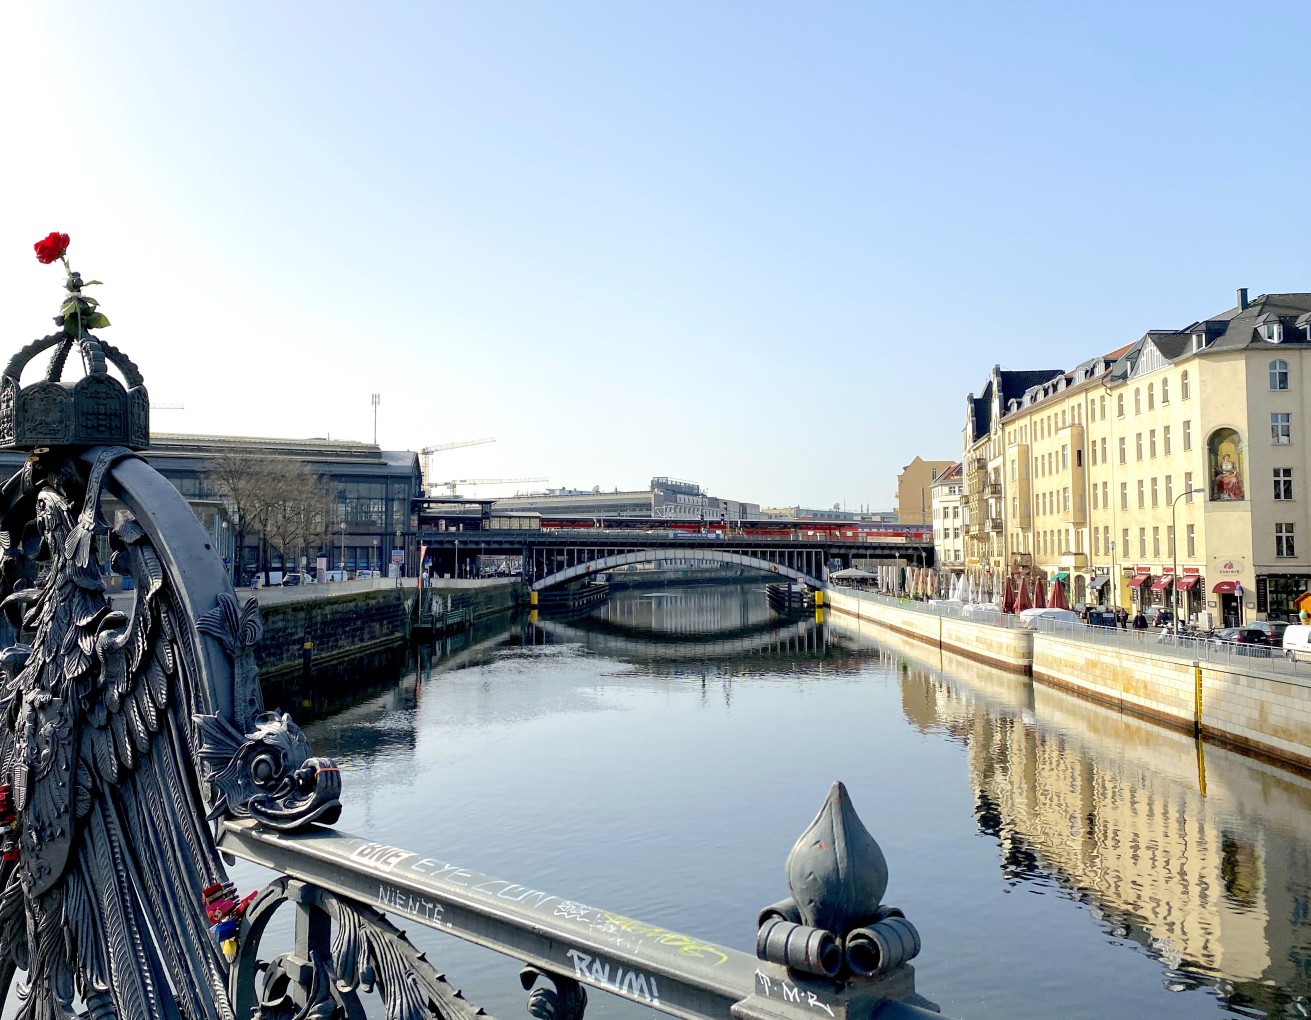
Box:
0;248;952;1019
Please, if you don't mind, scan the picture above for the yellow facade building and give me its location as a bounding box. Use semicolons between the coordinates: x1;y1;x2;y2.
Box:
964;290;1311;624
895;456;956;526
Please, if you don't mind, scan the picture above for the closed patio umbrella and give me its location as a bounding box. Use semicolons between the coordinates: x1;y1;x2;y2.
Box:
1002;575;1016;614
1049;578;1069;610
1014;577;1031;613
1033;577;1047;609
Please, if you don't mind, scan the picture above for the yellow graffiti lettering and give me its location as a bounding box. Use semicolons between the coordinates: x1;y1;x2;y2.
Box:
600;913;729;965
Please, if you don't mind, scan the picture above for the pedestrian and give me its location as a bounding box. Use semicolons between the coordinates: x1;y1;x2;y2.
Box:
1116;607;1127;629
1132;610;1147;630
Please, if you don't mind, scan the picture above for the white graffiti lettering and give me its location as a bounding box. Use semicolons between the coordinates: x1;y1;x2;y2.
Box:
351;842;416;871
754;969;834;1016
376;884;446;925
566;948;659;1004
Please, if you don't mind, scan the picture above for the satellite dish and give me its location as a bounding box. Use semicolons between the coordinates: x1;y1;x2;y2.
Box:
593;485;601;494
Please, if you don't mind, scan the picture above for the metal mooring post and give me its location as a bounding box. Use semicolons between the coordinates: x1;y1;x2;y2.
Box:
0;236;956;1020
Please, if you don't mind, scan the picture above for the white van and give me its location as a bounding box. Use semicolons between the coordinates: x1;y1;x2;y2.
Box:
1282;625;1311;661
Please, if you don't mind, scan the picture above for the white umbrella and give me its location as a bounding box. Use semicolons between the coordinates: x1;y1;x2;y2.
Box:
960;574;973;604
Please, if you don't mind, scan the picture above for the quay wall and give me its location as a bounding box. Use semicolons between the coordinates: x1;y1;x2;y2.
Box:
826;588;1311;773
253;579;523;679
1031;634;1311;773
824;589;1033;673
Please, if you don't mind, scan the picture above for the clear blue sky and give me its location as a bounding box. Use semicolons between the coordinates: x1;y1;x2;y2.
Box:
2;2;1308;509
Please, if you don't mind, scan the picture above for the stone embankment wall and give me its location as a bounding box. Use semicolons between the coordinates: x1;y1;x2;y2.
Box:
1031;634;1311;773
253;579;524;679
824;589;1033;673
826;587;1311;773
255;588;413;679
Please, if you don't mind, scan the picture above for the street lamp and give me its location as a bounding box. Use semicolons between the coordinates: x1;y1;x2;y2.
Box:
373;538;379;573
1171;488;1204;634
339;521;346;577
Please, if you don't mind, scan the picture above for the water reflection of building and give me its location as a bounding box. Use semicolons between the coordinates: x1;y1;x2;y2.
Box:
830;610;1311;1011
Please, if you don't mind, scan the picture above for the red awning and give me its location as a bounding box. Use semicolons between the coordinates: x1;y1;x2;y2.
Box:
1175;576;1201;591
1127;574;1152;588
1150;576;1173;591
1213;580;1238;594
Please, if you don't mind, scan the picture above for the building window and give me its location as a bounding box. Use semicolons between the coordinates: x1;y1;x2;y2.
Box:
1153;527;1161;558
1136;433;1143;460
1162;378;1170;404
1149;430;1157;457
1102;481;1108;507
1275;468;1293;500
1187;524;1195;557
1166;475;1174;504
1151;477;1159;507
1183;420;1192;450
1119;437;1127;464
1163;425;1172;455
1063;487;1070;512
1092;485;1099;509
1100;396;1106;419
1270;359;1290;390
1094;529;1100;555
1090;443;1097;466
1135;389;1142;415
1123;528;1130;558
1272;413;1292;445
1185;471;1195;502
1117;394;1125;417
1181;371;1190;399
1139;528;1147;557
1148;383;1155;410
1277;523;1296;558
1120;483;1128;510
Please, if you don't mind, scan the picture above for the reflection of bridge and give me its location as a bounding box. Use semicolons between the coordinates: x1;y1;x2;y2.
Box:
530;616;828;660
421;529;933;590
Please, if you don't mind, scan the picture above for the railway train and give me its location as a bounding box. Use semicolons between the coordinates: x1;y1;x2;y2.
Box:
511;514;932;543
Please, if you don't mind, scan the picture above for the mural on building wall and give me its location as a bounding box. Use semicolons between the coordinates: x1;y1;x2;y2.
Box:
1208;428;1245;501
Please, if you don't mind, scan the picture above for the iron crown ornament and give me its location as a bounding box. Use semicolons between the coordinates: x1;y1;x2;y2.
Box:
0;233;149;451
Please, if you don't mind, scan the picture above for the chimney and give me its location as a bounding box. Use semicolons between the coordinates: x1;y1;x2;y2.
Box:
1237;287;1249;310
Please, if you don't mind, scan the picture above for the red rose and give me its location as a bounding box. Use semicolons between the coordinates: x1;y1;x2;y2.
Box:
33;232;70;265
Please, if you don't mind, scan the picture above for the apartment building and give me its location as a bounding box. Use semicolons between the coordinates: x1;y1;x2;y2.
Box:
968;289;1311;625
930;463;965;574
895;456;956;525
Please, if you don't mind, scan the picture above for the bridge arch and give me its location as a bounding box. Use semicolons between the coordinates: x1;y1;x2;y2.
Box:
531;546;824;591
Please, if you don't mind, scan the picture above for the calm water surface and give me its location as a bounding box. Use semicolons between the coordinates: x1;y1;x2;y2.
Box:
239;583;1311;1020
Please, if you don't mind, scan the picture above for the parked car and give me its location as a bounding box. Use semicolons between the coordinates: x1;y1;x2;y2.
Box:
1244;620;1289;647
1211;627;1268;652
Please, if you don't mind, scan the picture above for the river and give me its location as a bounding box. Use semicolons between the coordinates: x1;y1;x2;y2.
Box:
239;582;1311;1020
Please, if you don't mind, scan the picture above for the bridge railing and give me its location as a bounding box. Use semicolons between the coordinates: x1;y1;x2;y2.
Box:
219;791;949;1020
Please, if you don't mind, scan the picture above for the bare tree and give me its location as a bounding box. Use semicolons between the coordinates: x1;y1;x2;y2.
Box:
206;452;315;583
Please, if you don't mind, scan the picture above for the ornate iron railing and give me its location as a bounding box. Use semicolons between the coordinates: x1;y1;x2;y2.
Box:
0;243;955;1020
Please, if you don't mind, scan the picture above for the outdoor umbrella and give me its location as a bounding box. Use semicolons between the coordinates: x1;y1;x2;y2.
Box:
1033;577;1047;609
959;575;972;604
1014;577;1031;613
1049;578;1069;610
1002;575;1015;614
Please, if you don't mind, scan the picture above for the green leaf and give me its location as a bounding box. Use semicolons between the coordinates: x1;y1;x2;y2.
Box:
79;295;98;308
59;299;79;318
85;312;110;330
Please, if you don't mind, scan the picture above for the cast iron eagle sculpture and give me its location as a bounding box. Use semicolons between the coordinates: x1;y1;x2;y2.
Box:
0;448;341;1019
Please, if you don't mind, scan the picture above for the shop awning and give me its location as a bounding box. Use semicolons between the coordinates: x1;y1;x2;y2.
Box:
1175;576;1201;591
1088;575;1110;589
1052;571;1069;581
1127;574;1152;588
1213;580;1239;594
1150;576;1173;591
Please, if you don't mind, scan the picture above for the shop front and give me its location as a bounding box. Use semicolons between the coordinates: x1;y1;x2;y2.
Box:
1213;580;1245;628
1127;569;1152;609
1256;574;1311;622
1088;572;1110;606
1175;571;1203;621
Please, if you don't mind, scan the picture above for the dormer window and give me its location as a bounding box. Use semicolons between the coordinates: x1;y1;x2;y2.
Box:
1265;322;1284;343
1192;331;1205;351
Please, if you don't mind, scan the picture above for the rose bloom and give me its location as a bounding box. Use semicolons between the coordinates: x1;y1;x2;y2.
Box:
33;232;70;265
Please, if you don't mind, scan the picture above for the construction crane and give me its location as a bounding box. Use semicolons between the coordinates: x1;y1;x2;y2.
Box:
419;437;496;487
439;477;547;496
